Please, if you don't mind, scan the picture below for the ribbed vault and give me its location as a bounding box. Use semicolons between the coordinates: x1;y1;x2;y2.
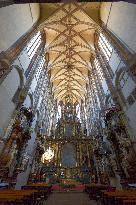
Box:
40;3;100;104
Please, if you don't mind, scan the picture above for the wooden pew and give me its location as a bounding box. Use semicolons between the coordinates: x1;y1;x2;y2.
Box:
102;190;136;205
0;189;39;205
85;184;136;204
85;184;111;200
22;183;52;200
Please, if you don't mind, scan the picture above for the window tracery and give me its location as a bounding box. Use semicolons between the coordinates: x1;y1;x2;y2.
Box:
98;33;113;62
27;31;42;60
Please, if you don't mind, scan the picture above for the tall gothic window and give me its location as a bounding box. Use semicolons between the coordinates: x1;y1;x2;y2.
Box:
76;104;81;120
94;58;104;83
35;57;45;81
57;105;61;120
98;33;113;61
93;57;108;94
27;31;41;60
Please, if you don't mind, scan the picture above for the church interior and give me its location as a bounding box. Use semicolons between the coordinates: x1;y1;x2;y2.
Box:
0;1;136;205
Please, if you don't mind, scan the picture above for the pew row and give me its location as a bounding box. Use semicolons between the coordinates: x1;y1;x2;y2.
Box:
0;190;42;205
0;184;52;205
85;184;115;200
102;190;136;205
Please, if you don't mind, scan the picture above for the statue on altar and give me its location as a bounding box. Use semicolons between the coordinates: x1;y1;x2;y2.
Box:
0;127;19;168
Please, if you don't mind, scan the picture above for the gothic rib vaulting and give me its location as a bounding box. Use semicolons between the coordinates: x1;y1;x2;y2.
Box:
0;2;136;200
41;3;98;103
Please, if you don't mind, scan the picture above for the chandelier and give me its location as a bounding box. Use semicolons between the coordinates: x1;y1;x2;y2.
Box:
41;147;54;163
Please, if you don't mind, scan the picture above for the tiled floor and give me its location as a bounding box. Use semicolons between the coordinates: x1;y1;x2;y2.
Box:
44;192;97;205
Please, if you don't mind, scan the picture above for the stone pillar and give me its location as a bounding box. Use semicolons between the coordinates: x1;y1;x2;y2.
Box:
95;35;134;139
91;61;105;110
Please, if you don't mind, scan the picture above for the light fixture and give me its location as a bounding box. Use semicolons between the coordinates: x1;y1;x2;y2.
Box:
41;147;54;163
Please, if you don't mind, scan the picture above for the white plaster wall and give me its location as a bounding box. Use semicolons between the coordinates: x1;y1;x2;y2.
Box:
30;76;37;93
0;3;40;52
2;68;20;98
0;68;20;138
15;115;37;189
120;77;136;137
102;79;108;94
0;85;15;138
100;2;136;52
18;49;31;73
122;76;135;99
30;3;40;23
109;50;121;73
23;95;32;108
126;102;136;138
101;2;136;138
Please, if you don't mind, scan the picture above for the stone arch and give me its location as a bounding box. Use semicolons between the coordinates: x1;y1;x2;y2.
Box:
13;65;24;88
11;65;24;104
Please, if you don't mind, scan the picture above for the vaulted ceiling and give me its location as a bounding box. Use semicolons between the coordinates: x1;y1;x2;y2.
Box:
39;3;101;104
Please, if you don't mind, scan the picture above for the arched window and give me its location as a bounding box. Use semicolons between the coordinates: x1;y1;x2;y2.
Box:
98;33;113;62
76;104;81;120
93;58;108;94
94;58;104;83
26;31;41;60
57;105;61;120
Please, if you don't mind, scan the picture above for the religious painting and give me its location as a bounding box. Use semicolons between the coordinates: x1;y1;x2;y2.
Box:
61;143;76;168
